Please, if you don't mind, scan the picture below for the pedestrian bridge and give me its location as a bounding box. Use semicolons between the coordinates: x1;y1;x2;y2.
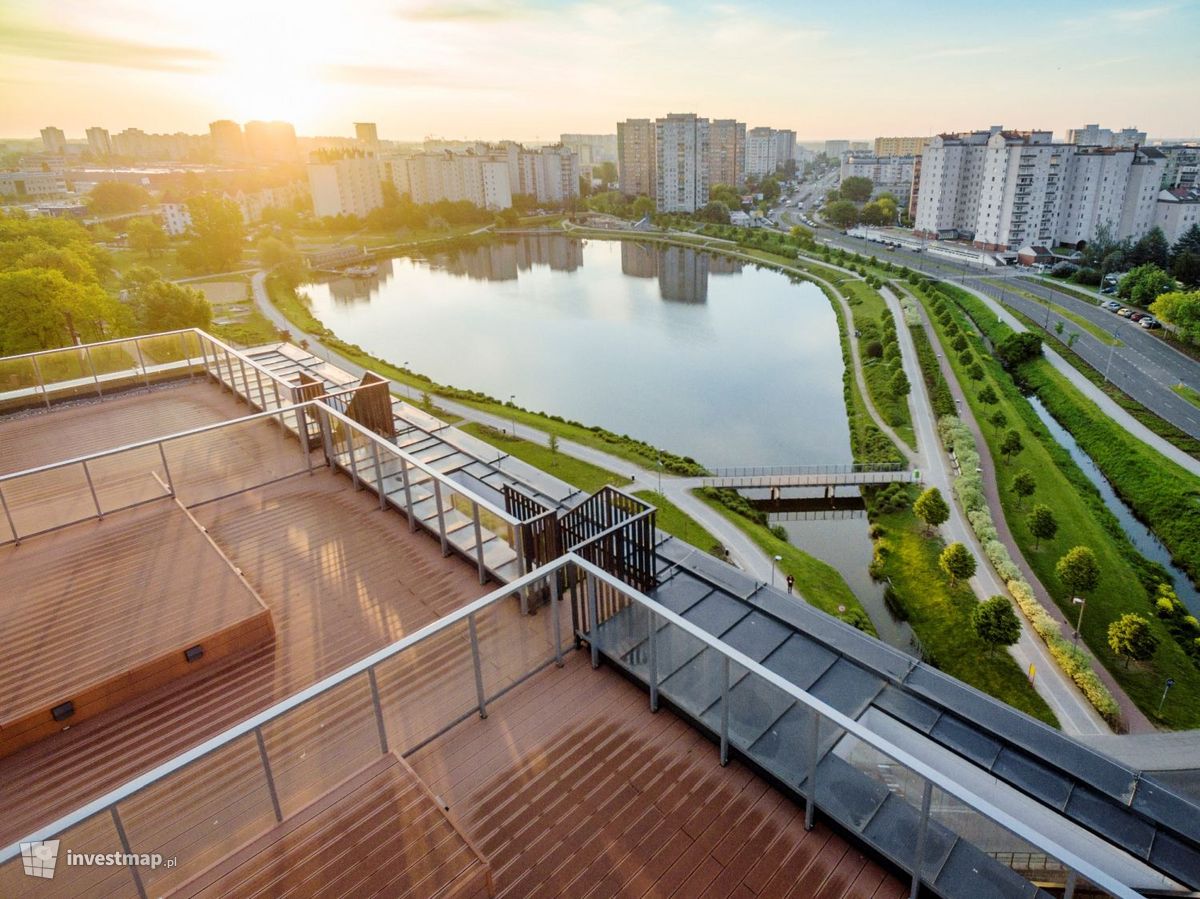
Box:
696;463;919;490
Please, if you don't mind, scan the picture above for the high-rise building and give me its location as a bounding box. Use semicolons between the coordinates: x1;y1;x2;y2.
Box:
85;127;111;158
824;139;850;157
244;121;298;162
874;136;930;158
528;145;580;205
708;120;746;187
40;126;66;155
773;129;797;168
307;150;384;218
839;154;917;203
559;134;617;166
655;114;709;213
110;128;207;161
355;122;380;150
209;120;246;162
616;119;656;198
1067;124;1147;148
746;127;778;178
403;151;513;210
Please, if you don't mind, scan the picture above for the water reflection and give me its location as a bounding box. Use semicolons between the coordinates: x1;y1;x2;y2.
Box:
326;258;396;305
619;241;743;304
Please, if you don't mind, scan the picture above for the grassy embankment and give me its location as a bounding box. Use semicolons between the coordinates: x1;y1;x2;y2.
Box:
920;281;1200;728
1174;384;1200;409
983;279;1121;346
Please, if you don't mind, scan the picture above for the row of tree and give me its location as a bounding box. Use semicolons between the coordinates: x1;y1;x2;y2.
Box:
1060;223;1200;289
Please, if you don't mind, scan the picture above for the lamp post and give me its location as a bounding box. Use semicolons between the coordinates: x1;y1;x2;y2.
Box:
1072;596;1086;648
1158;678;1176;716
509;394;517;437
771;555;782;587
403;361;411;399
1103;324;1119;383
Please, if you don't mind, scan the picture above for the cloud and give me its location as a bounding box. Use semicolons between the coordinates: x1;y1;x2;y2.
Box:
394;0;531;22
1107;4;1173;23
0;21;215;72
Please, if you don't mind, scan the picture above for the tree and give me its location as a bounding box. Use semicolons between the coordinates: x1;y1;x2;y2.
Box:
178;194;246;274
710;183;741;208
1027;504;1058;548
258;236;305;285
1011;471;1036;508
696;201;732;223
859;201;890;226
631;196;655;220
889;368;910;398
824;200;859;229
972;596;1021;654
548;433;559;455
939;542;976;586
990;410;1008;431
1107;613;1159;668
1172;223;1200;260
978;385;998;405
1173;251;1200;288
1118;263;1175;307
1056;546;1100;597
969;364;985;381
593;161;617;188
996;332;1042;368
1000;429;1024;461
126;278;211;332
87;181;151;215
913;487;949;535
127;217;168;258
1130;227;1170;270
840;176;873;202
0;268;131;353
1151;290;1200;344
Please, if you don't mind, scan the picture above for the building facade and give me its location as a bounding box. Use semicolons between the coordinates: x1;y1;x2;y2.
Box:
0;170;64;199
708;119;746;188
307;151;385;218
559;134;617;166
404;151;513;210
40;127;66;155
617;119;656;198
745;127;777;178
655;114;709;213
1155;188;1200;245
244;121;298;162
824;140;850;157
159;202;193;236
1067;124;1147;148
85;127;111;158
874;136;930;158
209;120;245;162
839;154;916;199
773;129;796;168
355;122;380;150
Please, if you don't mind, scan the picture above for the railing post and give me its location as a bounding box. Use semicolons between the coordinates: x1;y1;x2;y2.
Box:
516;526;528;614
84;344;103;397
253;366;266;410
472;501;486;584
157;442;175;496
805;709;821;831
254;726;284;823
315;406;334;467
909;779;933;899
134;339;150;388
720;655;730;766
346;430;361;490
432;480;448;556
222;348;235;392
367;668;389;754
110;806;148;899
1063;869;1077;899
180;332;193;382
237;356;250;401
370;440;386;510
550;570;563;667
648;610;659;711
0;485;18;544
468;613;487;719
81;459;102;518
30;354;50;409
399;457;416;531
587;573;600;668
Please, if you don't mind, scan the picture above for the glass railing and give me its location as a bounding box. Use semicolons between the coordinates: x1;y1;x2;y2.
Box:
0;556;1138;899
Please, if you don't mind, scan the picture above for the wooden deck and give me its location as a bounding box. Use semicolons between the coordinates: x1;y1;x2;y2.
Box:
170;753;492;899
0;500;272;759
410;653;906;899
0;468;562;847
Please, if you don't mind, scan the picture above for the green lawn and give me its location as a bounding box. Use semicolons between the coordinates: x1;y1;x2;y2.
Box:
869;499;1058;726
632;490;723;556
918;282;1200;728
107;247;193;282
211;307;281;348
985;279;1120;346
1173;383;1200;409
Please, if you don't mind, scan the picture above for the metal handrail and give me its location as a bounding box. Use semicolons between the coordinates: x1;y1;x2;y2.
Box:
0;328;200;362
0;553;1140;897
707;462;906;477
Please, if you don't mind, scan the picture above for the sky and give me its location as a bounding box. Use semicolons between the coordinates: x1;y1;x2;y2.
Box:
1;0;1198;142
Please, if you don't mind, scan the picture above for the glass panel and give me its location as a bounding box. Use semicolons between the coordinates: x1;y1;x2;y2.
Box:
0;811;137;896
88;443;170;514
164;415;308;507
475;567;564;697
88;339;144;394
32;347;94;402
122;734;278;895
5;463;95;537
0;355;40;415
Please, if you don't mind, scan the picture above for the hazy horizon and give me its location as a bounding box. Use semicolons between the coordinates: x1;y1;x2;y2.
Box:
2;0;1199;143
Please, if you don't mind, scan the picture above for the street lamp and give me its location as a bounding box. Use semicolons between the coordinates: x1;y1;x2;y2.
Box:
1103;325;1120;383
1072;596;1086;647
403;361;412;399
1158;677;1176;716
509;394;517;437
771;555;782;587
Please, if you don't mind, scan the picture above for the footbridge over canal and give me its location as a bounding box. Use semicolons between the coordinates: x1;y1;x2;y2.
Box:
693;462;920;491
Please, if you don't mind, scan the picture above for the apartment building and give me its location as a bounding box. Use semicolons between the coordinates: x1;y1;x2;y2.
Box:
874;136;930;158
209;119;246;162
109;128;208;161
559;133;617;165
0;170;64;199
746;126;777;178
773;129;797;167
85;127;111;157
1159;145;1199;190
244;120;298;162
1156;187;1200;245
617;118;656;198
527;145;579;205
159;202;193;236
824;139;850;157
404;151;513;210
40;126;66;155
307;150;385;218
914;126;1168;250
354;122;379;150
1068;124;1147;148
708;119;746;187
840;154;917;199
655;113;709;213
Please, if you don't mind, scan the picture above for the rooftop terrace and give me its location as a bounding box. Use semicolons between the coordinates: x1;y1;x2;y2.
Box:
0;330;1197;898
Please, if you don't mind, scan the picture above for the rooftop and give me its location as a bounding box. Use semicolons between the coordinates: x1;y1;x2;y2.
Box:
0;329;1197;898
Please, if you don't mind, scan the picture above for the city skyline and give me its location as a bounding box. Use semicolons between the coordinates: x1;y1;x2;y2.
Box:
2;0;1198;141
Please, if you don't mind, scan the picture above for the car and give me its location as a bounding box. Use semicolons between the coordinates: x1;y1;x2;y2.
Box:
1101;285;1116;294
1129;311;1146;322
1116;307;1131;317
1102;300;1121;310
1140;317;1161;329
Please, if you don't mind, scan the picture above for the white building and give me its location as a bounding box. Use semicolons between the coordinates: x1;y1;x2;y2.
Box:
307;151;384;218
159;202;193;236
0;170;64;199
746;127;778;178
617;119;656;198
559;134;617;165
86;127;111;157
914;126;1168;250
1067;124;1147;148
41;126;66;155
839;154;916;198
1155;188;1200;246
528;145;579;205
824;140;850;157
773;130;797;167
404;151;513;210
656;113;709;213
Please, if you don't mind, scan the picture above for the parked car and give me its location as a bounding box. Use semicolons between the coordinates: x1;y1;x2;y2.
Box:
1102;300;1121;310
1140;317;1161;329
1101;286;1116;294
1117;307;1133;318
1130;312;1146;322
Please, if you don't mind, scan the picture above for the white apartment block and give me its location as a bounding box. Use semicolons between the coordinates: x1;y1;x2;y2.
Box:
617;119;656;198
840;155;916;197
773;130;797;167
307;152;384;218
1155;188;1200;246
709;120;746;187
559;134;617;165
746;127;778;178
0;170;64;199
1159;146;1199;190
874;136;930;158
41;127;66;155
159;203;193;236
824;140;850;157
1067;124;1147;148
404;151;513;210
914;126;1167;250
655;114;709;213
529;146;579;205
86;127;111;157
